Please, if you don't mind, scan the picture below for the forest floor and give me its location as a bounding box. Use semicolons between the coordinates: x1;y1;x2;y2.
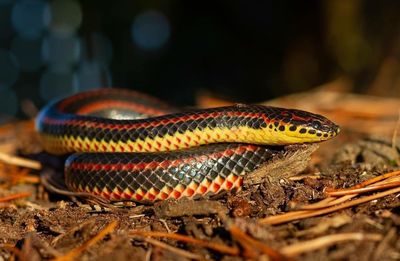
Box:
1;84;400;261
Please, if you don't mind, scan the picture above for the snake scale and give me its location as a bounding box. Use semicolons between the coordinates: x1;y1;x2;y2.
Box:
36;88;339;202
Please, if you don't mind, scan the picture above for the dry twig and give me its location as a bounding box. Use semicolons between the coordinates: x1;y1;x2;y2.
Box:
0;192;31;203
325;170;400;195
0;152;41;170
53;221;118;261
130;230;239;256
141;237;206;261
259;170;400;225
281;233;382;257
229;225;291;261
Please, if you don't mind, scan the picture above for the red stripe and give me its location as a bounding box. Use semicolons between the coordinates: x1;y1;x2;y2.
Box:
291;115;310;122
42;110;271;130
69;145;259;172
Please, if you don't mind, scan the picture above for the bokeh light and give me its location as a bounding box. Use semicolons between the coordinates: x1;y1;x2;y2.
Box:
0;48;19;89
40;68;77;101
42;34;80;67
47;0;82;36
132;10;170;50
11;0;47;40
11;37;42;72
0;88;18;117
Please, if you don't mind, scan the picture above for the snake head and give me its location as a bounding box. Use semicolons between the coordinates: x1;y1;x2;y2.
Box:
265;107;340;144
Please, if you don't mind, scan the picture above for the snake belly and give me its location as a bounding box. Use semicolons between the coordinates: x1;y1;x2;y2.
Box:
36;88;340;202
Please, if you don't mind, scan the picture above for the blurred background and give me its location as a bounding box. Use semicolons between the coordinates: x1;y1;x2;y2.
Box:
1;0;400;121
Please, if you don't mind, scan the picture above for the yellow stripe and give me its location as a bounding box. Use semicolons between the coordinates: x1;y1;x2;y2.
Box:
40;124;331;155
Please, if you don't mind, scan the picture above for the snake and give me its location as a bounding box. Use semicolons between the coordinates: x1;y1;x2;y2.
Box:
36;88;339;202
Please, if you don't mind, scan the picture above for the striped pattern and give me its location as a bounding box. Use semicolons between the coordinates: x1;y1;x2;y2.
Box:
65;144;277;202
37;101;339;154
36;88;340;202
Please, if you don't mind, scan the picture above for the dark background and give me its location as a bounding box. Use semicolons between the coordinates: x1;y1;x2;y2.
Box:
1;0;400;121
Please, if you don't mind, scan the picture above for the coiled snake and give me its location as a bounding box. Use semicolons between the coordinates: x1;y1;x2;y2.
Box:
36;88;339;202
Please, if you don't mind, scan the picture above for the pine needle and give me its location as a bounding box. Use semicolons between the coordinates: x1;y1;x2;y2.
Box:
53;221;118;261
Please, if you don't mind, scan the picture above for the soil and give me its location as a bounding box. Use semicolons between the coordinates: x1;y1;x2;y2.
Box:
0;92;400;260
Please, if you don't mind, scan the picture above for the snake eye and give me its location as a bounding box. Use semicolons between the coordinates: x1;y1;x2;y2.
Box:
311;120;322;130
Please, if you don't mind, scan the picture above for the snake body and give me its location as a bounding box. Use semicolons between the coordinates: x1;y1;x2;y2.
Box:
36;88;339;202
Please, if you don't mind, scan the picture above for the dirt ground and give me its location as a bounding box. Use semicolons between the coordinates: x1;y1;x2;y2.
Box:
0;89;400;261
